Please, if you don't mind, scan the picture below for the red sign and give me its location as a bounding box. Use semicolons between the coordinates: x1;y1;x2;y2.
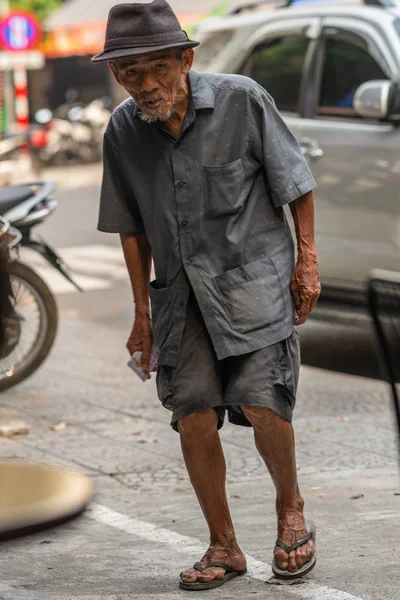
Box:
0;11;41;52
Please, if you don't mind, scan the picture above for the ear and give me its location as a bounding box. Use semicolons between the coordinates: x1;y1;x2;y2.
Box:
181;49;194;75
108;61;122;86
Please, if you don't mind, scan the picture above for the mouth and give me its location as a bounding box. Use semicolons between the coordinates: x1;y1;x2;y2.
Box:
143;98;165;111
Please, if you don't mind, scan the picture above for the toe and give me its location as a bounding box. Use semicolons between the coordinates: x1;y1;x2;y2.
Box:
306;540;315;562
274;548;289;571
288;551;298;572
295;546;307;570
274;539;315;574
180;569;199;583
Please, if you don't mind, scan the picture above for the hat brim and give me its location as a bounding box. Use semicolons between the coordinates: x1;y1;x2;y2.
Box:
92;39;200;63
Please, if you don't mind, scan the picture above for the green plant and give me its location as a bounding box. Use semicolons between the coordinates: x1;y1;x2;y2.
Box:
9;0;62;23
209;1;230;17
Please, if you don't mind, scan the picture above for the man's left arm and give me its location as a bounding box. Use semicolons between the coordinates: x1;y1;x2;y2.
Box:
289;190;321;325
251;88;321;322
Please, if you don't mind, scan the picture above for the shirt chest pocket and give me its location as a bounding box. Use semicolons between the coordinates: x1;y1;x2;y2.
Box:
203;158;248;217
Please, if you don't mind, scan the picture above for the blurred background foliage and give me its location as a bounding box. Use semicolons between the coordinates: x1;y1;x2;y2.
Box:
9;0;62;22
186;0;230;36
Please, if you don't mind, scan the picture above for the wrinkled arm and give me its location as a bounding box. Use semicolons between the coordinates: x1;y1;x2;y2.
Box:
120;232;153;372
289;191;321;325
120;232;152;316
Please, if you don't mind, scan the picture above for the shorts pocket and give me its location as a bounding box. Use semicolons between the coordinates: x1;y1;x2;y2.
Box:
214;256;285;334
203;158;246;217
149;280;175;350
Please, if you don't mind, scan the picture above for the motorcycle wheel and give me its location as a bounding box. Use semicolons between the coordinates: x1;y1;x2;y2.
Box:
0;261;58;392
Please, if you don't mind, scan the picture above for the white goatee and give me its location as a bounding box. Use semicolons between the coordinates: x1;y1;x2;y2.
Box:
139;107;174;124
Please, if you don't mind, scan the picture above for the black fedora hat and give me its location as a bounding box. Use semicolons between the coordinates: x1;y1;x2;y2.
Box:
92;0;200;63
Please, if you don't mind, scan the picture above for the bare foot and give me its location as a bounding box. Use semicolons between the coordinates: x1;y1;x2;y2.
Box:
274;508;315;573
180;542;246;585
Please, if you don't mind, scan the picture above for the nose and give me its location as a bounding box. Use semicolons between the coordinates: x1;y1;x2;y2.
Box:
139;72;159;94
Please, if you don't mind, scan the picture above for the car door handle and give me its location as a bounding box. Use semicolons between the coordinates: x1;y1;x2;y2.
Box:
300;138;324;159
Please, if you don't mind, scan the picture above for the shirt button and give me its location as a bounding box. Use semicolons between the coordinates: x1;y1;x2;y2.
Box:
186;259;192;266
179;300;185;306
177;181;186;189
182;220;188;227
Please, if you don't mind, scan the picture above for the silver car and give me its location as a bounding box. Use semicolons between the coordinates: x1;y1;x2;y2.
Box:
194;0;400;305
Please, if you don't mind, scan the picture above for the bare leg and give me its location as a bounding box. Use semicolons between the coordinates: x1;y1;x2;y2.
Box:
241;406;315;573
179;408;246;585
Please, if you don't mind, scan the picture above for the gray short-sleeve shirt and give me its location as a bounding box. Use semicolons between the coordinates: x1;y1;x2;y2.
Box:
98;70;316;367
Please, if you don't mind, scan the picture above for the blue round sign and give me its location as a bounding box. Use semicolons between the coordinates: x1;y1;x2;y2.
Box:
0;11;41;51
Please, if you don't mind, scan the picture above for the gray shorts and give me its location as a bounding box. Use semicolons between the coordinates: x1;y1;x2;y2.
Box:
156;293;301;432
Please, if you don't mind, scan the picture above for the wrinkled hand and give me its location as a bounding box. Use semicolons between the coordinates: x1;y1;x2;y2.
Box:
291;259;321;326
127;312;153;374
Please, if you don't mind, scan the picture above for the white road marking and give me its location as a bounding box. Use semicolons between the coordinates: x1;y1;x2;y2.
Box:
360;510;399;521
19;244;126;295
297;588;366;600
88;503;364;600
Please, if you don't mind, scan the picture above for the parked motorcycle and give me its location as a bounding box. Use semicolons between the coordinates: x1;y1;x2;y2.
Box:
67;97;111;162
0;182;81;392
28;98;111;173
0;216;18;356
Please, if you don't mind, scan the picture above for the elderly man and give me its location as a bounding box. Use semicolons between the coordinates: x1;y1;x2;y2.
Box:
93;0;321;590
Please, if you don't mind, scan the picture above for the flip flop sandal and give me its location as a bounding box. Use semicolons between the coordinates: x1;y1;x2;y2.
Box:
179;561;248;591
271;520;317;580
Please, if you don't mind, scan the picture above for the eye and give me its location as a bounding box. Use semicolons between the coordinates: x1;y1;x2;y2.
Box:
155;63;167;71
126;69;137;76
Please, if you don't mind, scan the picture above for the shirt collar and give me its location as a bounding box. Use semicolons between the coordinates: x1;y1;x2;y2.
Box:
188;70;216;111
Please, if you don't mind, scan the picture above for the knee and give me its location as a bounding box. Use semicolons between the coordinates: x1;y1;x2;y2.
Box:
178;408;218;441
241;405;278;428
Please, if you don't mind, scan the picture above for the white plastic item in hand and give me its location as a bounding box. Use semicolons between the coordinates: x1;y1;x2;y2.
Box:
127;345;160;381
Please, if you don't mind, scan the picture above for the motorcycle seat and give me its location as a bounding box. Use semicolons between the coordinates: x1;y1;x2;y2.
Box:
0;185;33;215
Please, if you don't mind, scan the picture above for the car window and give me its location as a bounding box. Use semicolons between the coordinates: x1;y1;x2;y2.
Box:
242;34;309;113
194;30;235;70
318;37;386;118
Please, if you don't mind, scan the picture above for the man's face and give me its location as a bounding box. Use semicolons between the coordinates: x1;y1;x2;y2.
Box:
110;49;193;123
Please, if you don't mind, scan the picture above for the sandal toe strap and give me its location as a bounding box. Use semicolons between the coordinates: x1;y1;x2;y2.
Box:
206;561;235;573
192;561;236;574
276;531;313;555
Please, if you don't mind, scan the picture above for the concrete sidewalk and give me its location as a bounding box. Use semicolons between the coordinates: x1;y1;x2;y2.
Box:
1;314;399;600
